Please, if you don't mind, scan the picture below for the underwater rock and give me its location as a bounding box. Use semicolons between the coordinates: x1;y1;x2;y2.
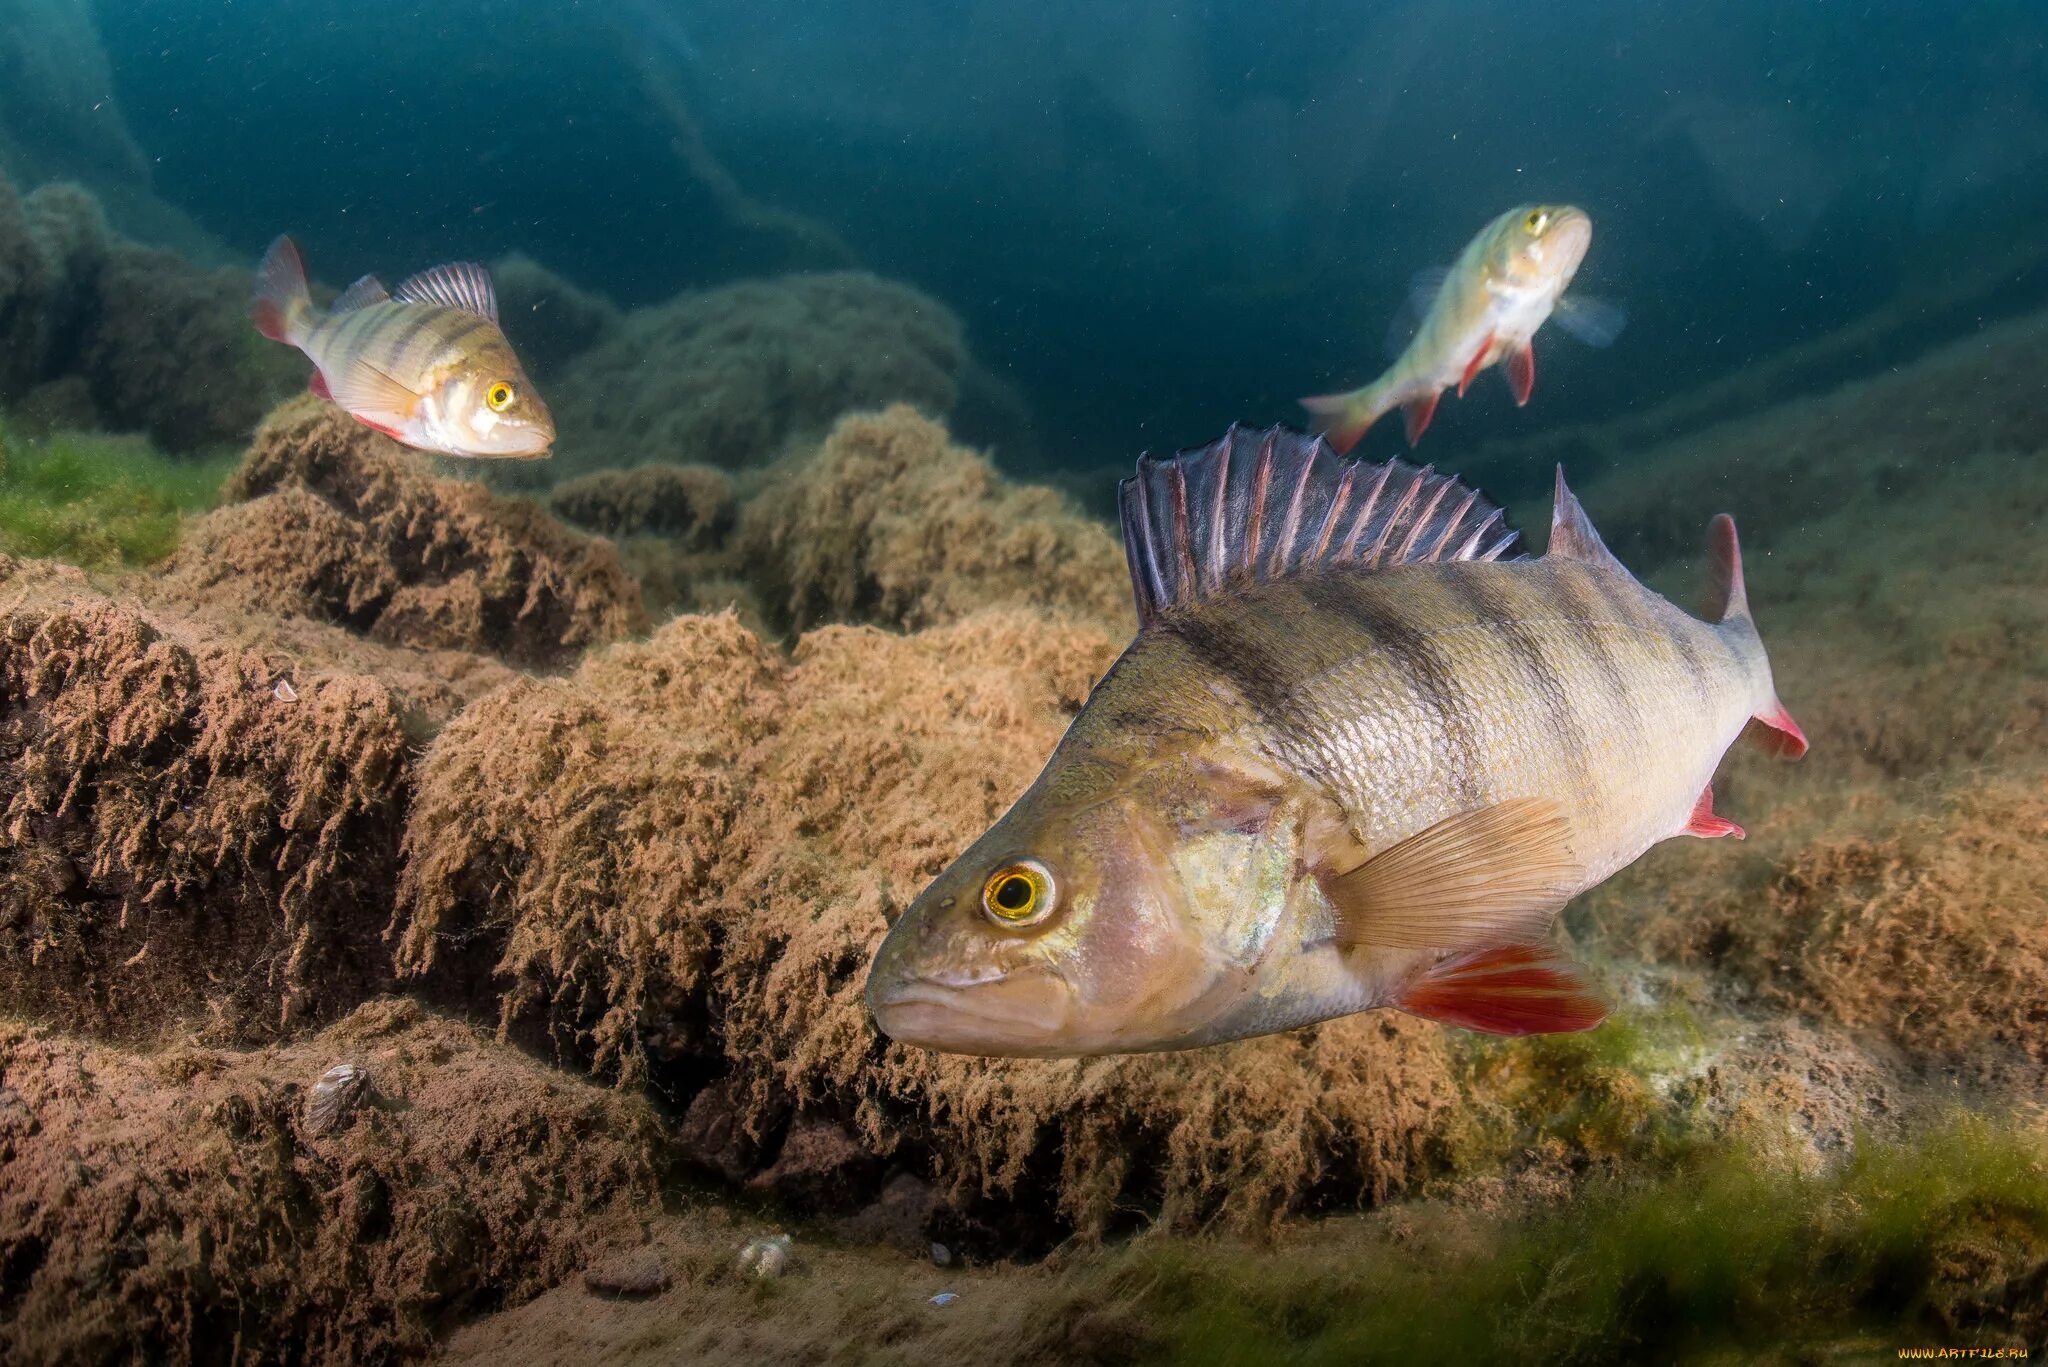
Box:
0;171;49;399
676;1077;780;1185
393;606;1464;1234
548;461;735;547
0;165;294;447
0;1001;667;1365
79;241;302;450
0;561;409;1042
580;1248;671;1299
745;1115;880;1213
546;272;969;473
491;251;622;379
831;1173;942;1255
160;397;648;668
738;404;1134;635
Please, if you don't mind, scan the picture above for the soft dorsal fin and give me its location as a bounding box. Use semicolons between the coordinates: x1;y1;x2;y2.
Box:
1545;465;1629;574
393;262;499;323
1118;423;1524;627
330;274;390;313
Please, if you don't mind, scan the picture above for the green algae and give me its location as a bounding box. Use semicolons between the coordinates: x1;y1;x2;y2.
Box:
1098;1114;2048;1366
0;417;233;568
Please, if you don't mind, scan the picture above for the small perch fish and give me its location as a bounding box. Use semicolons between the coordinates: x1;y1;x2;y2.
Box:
250;236;554;459
866;425;1804;1057
1302;205;1624;452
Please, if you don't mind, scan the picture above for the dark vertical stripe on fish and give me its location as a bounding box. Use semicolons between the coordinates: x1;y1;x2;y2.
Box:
324;304;382;359
1443;570;1595;795
378;311;444;375
1550;564;1647;753
1298;572;1485;806
1164;603;1300;732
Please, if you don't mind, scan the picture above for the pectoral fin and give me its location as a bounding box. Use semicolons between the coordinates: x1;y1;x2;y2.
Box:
1315;797;1583;953
326;355;421;431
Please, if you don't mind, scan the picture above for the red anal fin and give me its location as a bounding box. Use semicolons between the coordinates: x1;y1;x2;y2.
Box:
1396;944;1610;1037
1458;331;1495;397
1748;702;1808;759
1505;344;1536;406
1402;391;1441;446
1684;784;1744;840
353;416;408;442
308;370;332;401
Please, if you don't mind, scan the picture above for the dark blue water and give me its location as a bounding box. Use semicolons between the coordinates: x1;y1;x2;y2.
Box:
77;0;2048;477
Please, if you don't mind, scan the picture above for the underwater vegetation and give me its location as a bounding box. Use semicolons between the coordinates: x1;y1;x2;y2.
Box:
0;10;2045;1358
0;285;2041;1361
0;418;232;568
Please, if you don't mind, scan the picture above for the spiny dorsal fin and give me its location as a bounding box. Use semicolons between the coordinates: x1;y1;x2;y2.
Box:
1118;423;1524;628
330;274;390;314
393;262;498;323
1545;465;1629;574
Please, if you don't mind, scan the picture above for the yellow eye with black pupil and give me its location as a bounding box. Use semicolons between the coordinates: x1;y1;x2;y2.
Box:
487;383;514;411
1525;210;1548;233
981;860;1054;925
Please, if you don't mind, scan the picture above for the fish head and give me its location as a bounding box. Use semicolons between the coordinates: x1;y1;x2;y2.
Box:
866;747;1299;1057
1492;203;1592;294
435;354;556;458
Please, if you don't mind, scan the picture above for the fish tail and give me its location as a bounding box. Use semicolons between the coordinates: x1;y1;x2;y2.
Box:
251;235;315;347
1300;380;1395;455
1704;513;1808;759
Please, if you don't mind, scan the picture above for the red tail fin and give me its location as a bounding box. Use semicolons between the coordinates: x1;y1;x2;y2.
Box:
251;235;312;345
1300;389;1378;455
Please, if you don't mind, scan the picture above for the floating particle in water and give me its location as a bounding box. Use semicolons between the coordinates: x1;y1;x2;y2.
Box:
305;1061;369;1135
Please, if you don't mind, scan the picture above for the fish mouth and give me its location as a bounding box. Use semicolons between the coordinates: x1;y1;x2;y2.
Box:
867;972;1073;1057
1541;211;1592;273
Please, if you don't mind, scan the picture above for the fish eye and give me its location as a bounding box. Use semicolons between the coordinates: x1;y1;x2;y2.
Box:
981;859;1057;927
1525;209;1550;234
486;382;515;412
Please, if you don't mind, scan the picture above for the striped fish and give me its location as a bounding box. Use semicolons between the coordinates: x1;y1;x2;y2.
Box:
250;236;553;459
866;425;1805;1057
1302;204;1626;453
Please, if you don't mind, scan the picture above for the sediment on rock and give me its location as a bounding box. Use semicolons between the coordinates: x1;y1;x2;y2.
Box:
0;1000;667;1367
159;398;648;668
737;404;1133;635
0;558;410;1042
394;608;1461;1235
544;272;969;474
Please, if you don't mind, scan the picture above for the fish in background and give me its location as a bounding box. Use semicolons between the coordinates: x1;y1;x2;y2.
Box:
250;236;555;460
866;425;1805;1057
1301;205;1625;452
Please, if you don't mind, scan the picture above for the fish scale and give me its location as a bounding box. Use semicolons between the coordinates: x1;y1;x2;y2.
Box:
867;425;1805;1057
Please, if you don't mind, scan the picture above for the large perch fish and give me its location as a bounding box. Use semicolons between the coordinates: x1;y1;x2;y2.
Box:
251;236;554;459
1302;205;1624;452
867;426;1805;1057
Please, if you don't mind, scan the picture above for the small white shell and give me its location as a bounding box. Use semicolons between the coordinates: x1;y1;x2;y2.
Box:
272;678;299;703
737;1234;793;1279
306;1062;369;1135
928;1291;959;1308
